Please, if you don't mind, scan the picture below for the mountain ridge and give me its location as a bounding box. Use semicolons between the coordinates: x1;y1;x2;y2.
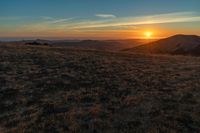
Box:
125;34;200;56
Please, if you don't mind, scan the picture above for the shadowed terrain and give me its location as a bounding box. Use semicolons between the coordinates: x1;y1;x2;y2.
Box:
0;43;200;133
5;39;154;51
125;35;200;56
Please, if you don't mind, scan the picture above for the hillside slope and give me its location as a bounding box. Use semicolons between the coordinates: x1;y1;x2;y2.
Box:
0;43;200;132
125;35;200;55
5;39;153;51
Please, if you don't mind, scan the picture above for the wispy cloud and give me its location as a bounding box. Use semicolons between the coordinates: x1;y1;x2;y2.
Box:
70;12;200;29
0;16;29;20
1;11;200;37
48;17;76;24
95;14;116;18
41;16;54;20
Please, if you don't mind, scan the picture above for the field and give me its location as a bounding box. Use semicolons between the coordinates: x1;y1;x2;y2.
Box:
0;43;200;133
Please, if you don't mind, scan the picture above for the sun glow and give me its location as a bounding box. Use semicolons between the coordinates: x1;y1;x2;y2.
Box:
145;31;153;39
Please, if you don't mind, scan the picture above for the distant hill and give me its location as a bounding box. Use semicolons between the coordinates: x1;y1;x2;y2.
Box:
125;34;200;56
1;39;155;51
17;39;153;51
55;39;152;51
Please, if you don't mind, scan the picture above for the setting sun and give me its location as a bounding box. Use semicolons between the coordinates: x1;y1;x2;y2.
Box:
1;0;200;133
145;31;153;39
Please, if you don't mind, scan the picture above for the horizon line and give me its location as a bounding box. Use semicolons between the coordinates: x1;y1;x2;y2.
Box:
0;34;199;42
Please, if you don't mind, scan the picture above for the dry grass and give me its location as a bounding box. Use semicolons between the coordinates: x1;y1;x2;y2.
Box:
0;43;200;133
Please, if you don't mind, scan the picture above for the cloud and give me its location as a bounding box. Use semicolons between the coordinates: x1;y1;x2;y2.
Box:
95;14;116;18
1;11;200;37
19;11;199;32
48;17;76;24
70;11;200;29
42;16;54;20
0;16;29;20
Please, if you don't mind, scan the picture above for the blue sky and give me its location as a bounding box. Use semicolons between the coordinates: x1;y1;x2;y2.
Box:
1;0;200;39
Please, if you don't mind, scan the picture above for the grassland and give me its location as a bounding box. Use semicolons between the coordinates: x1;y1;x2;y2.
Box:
0;43;200;133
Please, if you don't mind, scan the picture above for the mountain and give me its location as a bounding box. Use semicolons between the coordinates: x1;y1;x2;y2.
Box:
46;39;154;51
1;39;155;51
125;34;200;56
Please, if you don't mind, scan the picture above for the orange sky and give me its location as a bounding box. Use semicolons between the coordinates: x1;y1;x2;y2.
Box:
1;1;200;40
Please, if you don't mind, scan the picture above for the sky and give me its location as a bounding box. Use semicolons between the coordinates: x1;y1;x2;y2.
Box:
0;0;200;40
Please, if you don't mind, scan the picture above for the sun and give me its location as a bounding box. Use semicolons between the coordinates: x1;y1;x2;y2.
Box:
144;31;153;39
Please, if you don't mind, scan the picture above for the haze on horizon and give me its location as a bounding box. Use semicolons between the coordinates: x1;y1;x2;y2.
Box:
0;0;200;40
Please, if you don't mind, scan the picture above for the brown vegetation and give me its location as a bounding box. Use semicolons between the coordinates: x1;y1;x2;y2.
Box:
0;43;200;133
